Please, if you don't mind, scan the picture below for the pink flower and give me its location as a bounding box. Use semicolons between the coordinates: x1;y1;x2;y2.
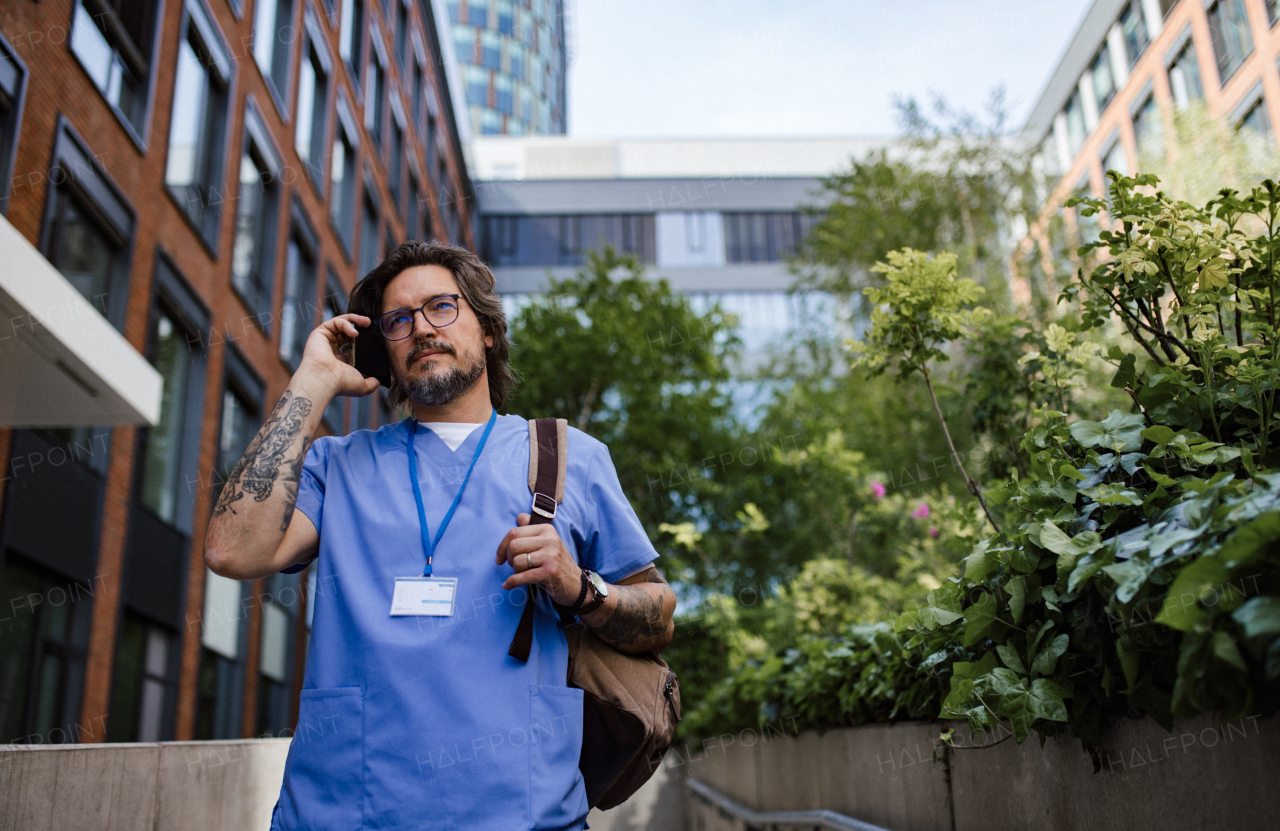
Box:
929;527;939;538
870;481;886;498
912;502;930;519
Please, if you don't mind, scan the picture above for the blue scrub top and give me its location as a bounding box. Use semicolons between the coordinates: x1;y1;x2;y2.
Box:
268;414;659;831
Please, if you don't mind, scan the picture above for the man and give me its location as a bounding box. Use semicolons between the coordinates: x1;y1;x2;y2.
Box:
204;241;677;831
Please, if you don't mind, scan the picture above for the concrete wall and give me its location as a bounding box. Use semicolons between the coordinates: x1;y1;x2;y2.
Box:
0;739;290;831
684;714;1280;831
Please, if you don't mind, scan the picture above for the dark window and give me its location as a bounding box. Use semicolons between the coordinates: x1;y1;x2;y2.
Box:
1133;94;1164;160
322;275;346;433
1119;2;1150;67
231;117;281;326
389;120;404;211
411;60;423;127
407;172;422;240
107;614;174;741
339;0;364;77
40;124;135;331
365;52;385;150
279;219;319;368
330;102;359;256
68;0;160;136
482;214;657;266
253;0;295;108
723;213;820;263
468;0;487;27
395;0;409;69
295;28;331;189
0;35;28;215
1208;0;1254;84
1091;43;1117;114
1064;89;1088;154
360;192;381;275
164;1;233;248
481;31;500;70
137;307;198;525
1268;0;1280;26
257;572;302;736
1169;41;1204;109
1238;98;1273;139
0;557;94;744
497;0;514;35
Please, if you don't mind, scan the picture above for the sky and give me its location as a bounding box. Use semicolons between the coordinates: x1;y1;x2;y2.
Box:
565;0;1093;138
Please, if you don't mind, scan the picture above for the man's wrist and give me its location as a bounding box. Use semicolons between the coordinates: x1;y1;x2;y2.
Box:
290;363;340;406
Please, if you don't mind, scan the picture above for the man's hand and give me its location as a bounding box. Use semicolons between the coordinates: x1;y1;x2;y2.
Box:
494;513;583;606
298;313;382;400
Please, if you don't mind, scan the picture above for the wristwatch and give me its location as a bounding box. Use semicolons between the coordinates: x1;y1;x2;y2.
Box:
570;568;609;615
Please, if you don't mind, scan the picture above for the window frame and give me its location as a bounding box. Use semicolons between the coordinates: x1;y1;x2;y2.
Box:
66;0;165;150
295;8;334;196
279;197;321;370
38;118;137;332
230;97;284;334
1207;0;1254;85
252;0;297;119
163;0;236;254
329;91;360;260
0;32;29;216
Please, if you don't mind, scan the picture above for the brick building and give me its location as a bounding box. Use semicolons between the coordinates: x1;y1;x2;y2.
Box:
0;0;475;745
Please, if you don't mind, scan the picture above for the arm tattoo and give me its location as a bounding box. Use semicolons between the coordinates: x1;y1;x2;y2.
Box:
279;438;313;532
212;391;314;519
590;585;668;648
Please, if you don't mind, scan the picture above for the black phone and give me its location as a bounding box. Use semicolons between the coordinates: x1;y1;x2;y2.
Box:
343;322;392;388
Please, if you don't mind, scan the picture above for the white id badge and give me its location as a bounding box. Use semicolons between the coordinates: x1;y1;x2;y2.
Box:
390;576;458;616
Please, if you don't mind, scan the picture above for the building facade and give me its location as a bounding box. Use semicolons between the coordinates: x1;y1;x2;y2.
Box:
0;0;474;745
471;136;888;371
1026;0;1280;210
446;0;566;135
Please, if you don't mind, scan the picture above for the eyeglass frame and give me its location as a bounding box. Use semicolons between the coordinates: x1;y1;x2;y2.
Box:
377;294;463;341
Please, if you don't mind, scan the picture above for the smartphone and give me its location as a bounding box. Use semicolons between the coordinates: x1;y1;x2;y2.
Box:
341;322;392;388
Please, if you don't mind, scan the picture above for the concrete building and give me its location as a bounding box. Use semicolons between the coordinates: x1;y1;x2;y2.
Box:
1025;0;1280;203
446;0;567;135
471;136;890;368
0;0;474;746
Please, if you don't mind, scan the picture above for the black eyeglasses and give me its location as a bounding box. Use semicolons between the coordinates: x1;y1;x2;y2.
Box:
378;295;462;340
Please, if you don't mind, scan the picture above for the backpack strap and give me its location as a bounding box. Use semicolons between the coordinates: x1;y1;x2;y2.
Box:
508;418;572;662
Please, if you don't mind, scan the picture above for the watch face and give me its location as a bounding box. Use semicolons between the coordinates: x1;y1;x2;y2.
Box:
587;570;609;597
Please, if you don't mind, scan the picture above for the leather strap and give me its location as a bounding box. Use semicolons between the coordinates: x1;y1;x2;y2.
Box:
508;418;573;662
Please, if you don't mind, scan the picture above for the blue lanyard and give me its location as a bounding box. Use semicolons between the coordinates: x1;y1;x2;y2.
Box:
406;408;497;576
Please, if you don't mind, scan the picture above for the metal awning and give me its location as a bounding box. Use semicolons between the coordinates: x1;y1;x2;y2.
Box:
0;213;161;427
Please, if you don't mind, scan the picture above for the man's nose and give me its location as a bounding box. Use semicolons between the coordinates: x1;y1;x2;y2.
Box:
412;307;440;340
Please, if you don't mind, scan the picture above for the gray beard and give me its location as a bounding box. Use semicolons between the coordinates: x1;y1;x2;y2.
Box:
399;351;486;406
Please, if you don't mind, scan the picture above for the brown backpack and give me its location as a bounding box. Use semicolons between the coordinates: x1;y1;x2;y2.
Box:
507;418;682;811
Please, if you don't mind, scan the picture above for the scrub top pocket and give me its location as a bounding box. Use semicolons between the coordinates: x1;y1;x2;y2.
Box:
274;687;364;831
528;684;588;830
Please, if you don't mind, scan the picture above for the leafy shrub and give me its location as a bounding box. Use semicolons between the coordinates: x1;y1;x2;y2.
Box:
685;174;1280;758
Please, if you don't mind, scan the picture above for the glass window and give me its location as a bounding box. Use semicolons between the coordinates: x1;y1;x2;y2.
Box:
723;213;819;263
359;194;380;275
0;37;26;215
468;0;488;27
295;39;329;187
1238;98;1273;139
482;214;657;266
215;386;259;496
164;6;231;246
330;122;357;255
1119;1;1150;67
407;172;422;240
254;0;294;103
322;285;346;433
453;24;475;63
138;309;195;524
411;60;423;127
495;73;513;115
257;572;301;736
389;121;404;211
481;30;501;71
1208;0;1254;83
1169;42;1205;109
1132;95;1164;161
1268;0;1280;26
279;227;318;368
0;558;94;744
466;65;489;107
395;0;409;68
107;614;173;742
339;0;364;73
68;0;160;135
43;185;124;327
1064;90;1088;155
1091;44;1117;113
231;142;279;323
364;54;385;148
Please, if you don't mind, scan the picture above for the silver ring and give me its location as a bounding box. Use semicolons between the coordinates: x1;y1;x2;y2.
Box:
524;553;532;570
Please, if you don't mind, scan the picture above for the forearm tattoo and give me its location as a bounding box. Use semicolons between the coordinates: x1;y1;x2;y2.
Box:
589;568;673;650
213;391;314;521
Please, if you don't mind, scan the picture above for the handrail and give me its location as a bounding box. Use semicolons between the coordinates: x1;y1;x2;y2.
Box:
684;777;896;831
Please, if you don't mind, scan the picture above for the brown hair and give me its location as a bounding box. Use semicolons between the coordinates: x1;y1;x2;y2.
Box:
347;241;517;410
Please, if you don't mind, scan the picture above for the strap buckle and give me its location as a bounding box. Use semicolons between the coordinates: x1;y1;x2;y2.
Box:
531;491;557;519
